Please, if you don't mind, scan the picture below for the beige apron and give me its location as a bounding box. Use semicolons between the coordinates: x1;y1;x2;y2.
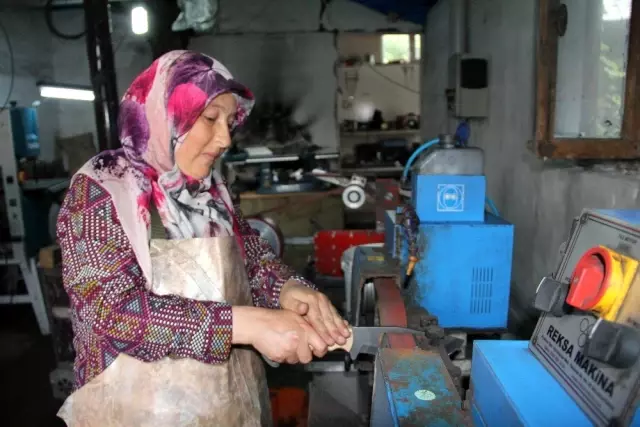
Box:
58;214;271;426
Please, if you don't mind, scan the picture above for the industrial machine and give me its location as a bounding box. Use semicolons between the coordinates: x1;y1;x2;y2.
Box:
471;209;640;427
350;134;514;332
306;134;513;425
0;106;52;335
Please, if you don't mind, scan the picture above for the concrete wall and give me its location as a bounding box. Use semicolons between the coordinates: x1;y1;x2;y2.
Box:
336;63;420;123
192;0;421;150
336;33;421;123
2;1;420;155
422;0;640;333
49;8;152;142
0;6;152;159
0;8;58;160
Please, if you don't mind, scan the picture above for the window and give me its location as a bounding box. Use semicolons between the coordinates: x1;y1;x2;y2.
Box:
381;34;421;64
534;0;640;159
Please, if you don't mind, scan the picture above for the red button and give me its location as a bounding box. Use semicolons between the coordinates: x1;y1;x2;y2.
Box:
566;253;607;310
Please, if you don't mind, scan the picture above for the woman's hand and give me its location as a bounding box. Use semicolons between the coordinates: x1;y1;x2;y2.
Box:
280;280;351;347
232;306;328;364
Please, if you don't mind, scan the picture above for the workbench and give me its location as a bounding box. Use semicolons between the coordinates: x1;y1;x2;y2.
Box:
239;190;344;273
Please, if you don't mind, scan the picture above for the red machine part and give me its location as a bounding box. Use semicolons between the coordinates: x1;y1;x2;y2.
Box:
374;278;416;349
313;230;385;277
566;247;612;310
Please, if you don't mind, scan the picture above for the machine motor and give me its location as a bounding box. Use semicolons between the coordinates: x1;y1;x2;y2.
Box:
387;134;514;330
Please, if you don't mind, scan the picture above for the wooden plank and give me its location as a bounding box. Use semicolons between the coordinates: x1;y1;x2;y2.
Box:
534;0;553;144
623;0;640;141
38;245;61;270
538;138;639;159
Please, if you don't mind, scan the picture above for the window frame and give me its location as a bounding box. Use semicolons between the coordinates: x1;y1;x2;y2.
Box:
534;0;640;159
380;33;421;64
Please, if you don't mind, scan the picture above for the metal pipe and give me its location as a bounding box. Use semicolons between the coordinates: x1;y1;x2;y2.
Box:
83;0;108;152
83;0;120;151
449;0;469;54
95;1;120;148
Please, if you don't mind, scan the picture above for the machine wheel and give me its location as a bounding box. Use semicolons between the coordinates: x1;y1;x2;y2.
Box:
246;216;284;258
342;184;366;210
361;281;376;326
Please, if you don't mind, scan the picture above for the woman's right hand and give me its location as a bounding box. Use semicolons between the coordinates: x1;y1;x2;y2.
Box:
232;306;328;364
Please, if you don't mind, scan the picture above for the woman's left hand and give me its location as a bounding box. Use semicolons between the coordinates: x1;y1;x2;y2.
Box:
280;280;351;346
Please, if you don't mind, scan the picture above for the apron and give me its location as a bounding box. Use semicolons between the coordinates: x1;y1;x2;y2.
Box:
57;207;271;427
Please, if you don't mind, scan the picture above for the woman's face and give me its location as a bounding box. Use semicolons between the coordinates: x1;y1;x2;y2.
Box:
175;92;237;179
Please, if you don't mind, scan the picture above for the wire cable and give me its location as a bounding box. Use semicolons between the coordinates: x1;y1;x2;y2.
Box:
45;0;86;40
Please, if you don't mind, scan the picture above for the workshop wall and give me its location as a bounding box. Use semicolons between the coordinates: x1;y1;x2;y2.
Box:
421;0;640;334
191;0;421;150
3;1;419;156
0;8;58;161
49;8;152;145
336;63;421;124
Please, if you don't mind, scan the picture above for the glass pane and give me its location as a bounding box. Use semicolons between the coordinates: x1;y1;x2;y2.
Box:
554;0;631;138
414;34;422;61
381;34;411;64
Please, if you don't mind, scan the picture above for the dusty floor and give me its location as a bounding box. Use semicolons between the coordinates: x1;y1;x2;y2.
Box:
0;306;64;427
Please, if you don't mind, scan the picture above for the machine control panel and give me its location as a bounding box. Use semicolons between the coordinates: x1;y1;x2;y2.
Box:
565;246;638;321
530;210;640;427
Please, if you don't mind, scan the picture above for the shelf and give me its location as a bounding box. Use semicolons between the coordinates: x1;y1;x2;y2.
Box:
340;129;420;138
225;151;339;167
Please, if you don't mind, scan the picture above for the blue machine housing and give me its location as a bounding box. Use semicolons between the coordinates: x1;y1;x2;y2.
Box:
411;173;486;223
470;340;640;427
386;209;513;330
10;105;40;159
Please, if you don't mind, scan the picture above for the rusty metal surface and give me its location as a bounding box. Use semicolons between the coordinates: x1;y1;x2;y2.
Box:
371;348;470;427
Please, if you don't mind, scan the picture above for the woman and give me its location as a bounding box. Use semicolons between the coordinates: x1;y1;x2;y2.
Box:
56;50;349;426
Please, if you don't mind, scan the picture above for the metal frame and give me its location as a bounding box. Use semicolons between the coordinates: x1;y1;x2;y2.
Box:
83;0;120;151
534;0;640;159
0;111;50;335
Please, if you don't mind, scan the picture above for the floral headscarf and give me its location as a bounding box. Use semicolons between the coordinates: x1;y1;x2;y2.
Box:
88;50;254;244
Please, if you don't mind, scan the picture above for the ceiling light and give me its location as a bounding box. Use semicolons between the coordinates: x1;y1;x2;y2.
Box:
38;84;95;102
131;6;149;35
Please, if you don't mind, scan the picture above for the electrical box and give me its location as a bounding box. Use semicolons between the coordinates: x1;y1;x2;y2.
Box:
530;209;640;427
405;213;513;329
446;53;489;118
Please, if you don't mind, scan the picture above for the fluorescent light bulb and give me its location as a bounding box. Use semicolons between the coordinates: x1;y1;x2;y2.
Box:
131;6;149;35
39;85;95;101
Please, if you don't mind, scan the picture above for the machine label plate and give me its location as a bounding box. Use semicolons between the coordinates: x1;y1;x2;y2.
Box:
436;184;465;212
530;211;640;427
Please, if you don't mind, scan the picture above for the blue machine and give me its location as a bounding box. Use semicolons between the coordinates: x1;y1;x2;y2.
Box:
389;135;514;330
9;103;40;159
471;209;640;427
370;348;469;427
471;341;640;427
411;173;486;222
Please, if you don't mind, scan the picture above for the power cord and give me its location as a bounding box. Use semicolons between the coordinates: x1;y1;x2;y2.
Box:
45;0;86;40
